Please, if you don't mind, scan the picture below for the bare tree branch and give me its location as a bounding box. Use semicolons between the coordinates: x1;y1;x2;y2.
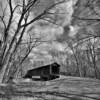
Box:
21;0;66;27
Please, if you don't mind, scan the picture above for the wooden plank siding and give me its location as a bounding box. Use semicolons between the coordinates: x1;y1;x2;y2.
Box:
23;62;60;81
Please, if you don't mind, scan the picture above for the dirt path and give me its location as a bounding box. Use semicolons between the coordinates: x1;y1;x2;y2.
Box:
0;76;100;100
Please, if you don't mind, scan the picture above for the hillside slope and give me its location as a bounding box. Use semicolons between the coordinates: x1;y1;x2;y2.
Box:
0;76;100;100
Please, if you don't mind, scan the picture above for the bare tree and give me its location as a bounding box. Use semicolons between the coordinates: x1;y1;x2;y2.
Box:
68;0;100;78
0;0;66;83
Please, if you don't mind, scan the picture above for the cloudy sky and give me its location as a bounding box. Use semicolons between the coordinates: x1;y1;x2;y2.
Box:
27;0;78;63
0;0;78;63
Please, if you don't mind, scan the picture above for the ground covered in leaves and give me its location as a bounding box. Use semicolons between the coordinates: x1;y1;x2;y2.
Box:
0;76;100;100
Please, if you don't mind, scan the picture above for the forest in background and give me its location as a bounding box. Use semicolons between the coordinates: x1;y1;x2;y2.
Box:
0;0;100;83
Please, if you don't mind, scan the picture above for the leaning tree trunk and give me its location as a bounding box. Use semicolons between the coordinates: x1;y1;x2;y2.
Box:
0;43;16;83
0;58;10;83
0;54;12;83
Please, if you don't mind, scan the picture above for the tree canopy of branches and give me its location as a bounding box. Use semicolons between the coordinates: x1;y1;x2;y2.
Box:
0;0;66;83
63;0;100;78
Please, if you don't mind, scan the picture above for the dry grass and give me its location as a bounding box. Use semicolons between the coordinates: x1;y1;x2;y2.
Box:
0;76;100;100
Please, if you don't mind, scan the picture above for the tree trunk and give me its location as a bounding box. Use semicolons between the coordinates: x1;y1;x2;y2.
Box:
0;61;9;83
0;46;14;83
2;62;13;83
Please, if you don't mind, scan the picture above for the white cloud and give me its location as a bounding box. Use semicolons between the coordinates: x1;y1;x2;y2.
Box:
33;25;64;40
68;25;79;37
51;41;66;51
28;0;77;61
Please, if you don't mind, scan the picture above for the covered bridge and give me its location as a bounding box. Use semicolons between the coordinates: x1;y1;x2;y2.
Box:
23;62;60;81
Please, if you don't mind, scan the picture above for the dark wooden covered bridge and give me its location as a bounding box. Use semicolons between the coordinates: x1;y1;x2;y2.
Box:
23;62;60;81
